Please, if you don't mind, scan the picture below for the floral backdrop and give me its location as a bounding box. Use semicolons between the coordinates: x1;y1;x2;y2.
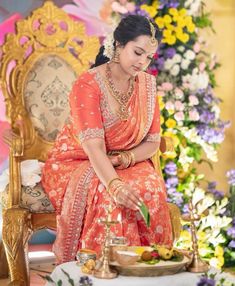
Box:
69;0;235;270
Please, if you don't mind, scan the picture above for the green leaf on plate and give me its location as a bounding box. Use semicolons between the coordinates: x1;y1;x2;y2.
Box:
139;202;150;227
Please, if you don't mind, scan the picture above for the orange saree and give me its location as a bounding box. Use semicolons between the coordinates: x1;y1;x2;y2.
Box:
41;68;172;264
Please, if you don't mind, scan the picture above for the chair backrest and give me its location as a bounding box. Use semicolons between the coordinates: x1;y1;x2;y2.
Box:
0;0;99;162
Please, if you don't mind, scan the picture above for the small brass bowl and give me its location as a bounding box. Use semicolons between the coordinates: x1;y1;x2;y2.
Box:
76;249;97;265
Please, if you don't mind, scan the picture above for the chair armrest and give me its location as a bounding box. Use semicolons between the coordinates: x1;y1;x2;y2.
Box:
160;136;174;154
3;130;24;207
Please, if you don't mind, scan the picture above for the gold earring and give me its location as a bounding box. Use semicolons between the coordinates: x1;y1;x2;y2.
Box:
112;48;120;63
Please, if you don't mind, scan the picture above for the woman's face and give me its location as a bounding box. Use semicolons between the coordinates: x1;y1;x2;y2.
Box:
119;35;158;77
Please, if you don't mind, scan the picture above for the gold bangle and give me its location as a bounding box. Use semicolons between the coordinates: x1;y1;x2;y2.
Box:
107;177;122;190
129;151;136;166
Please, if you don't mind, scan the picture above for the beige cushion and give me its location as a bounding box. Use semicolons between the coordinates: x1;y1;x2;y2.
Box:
24;54;77;141
1;184;54;213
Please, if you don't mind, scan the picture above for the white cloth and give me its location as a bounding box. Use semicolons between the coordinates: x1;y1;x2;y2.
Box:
45;261;235;286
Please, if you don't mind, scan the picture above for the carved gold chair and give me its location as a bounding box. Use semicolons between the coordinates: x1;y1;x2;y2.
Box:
0;1;181;285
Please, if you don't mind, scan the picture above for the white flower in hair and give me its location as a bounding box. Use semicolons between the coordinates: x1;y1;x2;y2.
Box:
103;32;115;59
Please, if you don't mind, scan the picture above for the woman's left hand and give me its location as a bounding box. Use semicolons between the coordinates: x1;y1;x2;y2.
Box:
109;155;121;167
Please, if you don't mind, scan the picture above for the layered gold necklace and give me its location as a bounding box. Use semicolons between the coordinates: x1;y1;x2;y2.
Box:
105;63;134;121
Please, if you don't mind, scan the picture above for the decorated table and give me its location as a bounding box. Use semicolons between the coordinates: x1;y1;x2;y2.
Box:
45;261;235;286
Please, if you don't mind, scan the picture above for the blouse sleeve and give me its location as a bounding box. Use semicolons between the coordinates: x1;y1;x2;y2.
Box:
69;73;105;144
144;78;161;143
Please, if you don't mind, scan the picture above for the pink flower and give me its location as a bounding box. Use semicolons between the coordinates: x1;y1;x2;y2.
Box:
165;101;175;111
174;88;184;99
174;111;184;122
161;82;173;91
193;42;201;53
189;95;199;106
175;101;185;111
199;62;206;72
189;109;200;121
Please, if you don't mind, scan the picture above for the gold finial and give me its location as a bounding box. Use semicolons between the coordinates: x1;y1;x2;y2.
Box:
148;20;158;46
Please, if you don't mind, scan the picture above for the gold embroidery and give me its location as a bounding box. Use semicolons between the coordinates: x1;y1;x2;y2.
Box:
145;133;161;142
78;127;104;143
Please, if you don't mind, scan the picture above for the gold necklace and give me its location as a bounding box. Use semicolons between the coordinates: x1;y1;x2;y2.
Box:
105;63;134;121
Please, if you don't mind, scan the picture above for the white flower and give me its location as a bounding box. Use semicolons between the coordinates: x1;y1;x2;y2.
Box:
179;127;218;162
211;104;221;119
172;54;182;64
21;160;43;187
181;59;190;70
185;0;202;16
164;59;174;70
182;70;209;91
0;160;43;191
184;50;196;60
0;169;9;192
170;64;180;76
192;187;205;206
103;32;115;59
178;147;194;171
177;46;185;52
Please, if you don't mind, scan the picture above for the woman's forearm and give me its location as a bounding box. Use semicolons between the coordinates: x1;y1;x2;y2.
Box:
131;141;159;163
83;145;119;187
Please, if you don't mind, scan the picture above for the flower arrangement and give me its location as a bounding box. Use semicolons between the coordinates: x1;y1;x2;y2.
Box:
110;0;234;269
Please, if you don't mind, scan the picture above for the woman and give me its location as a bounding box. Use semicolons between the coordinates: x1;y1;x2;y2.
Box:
42;15;173;264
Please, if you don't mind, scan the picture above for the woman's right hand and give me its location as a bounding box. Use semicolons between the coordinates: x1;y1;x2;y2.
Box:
114;184;142;211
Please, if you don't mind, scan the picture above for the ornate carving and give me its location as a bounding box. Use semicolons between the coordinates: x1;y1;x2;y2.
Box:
2;208;32;285
0;0;99;161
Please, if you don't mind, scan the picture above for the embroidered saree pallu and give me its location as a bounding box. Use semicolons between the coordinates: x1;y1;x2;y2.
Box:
42;69;173;264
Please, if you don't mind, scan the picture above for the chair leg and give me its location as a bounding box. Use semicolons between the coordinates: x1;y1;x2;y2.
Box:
0;240;9;278
2;208;32;286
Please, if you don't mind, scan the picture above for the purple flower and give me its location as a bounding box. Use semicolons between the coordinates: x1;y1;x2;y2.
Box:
207;181;224;199
166;177;179;188
197;277;216;286
228;240;235;248
227;226;235;239
159;0;179;9
182;203;189;214
226;169;235;186
156;56;165;70
165;48;176;59
164;161;177;176
199;111;215;124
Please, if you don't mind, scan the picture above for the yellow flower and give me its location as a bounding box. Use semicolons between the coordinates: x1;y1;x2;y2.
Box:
152;0;159;9
214;245;224;257
140;4;157;18
163;15;172;25
179;8;187;17
177;17;186;28
155;17;165;29
163;29;172;38
177;32;189;43
160;115;165;125
163;131;180;146
165;23;174;31
187;23;195;33
162;151;177;159
158;97;165;110
185;16;193;26
209;257;224;269
169;8;178;17
165;118;177;129
165;35;176;45
197;231;207;242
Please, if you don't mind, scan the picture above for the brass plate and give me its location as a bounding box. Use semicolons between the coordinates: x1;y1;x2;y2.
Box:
110;256;190;277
